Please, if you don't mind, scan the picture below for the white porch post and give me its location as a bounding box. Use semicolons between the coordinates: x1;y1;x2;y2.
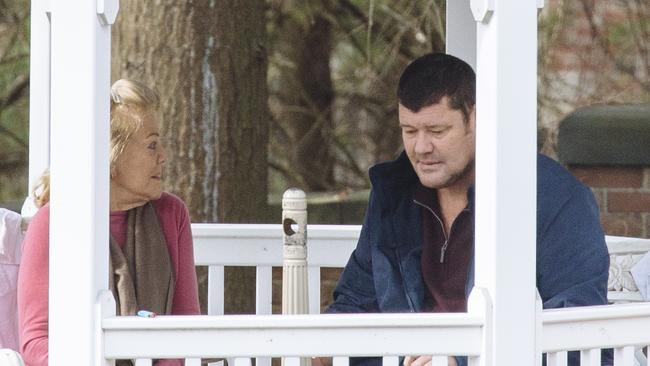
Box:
49;1;116;365
446;0;476;70
281;189;311;366
472;1;538;366
27;0;51;201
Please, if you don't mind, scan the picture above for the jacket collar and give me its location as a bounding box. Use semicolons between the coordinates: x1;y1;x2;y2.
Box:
368;151;419;214
370;151;476;214
368;153;477;310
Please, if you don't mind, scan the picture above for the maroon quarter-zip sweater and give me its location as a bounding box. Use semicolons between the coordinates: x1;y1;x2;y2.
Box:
414;184;474;313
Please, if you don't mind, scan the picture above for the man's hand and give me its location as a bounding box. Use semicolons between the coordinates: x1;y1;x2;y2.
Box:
403;356;458;366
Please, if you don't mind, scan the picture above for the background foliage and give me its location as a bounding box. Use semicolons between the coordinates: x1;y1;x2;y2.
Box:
0;0;29;207
0;0;648;202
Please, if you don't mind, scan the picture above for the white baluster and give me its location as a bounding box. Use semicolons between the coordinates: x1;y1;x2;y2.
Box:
382;356;399;366
580;349;601;366
256;265;273;314
256;265;272;366
614;346;635;366
634;347;647;366
185;358;201;366
234;358;252;366
308;266;321;314
431;356;447;366
333;357;350;366
467;356;480;366
134;359;152;366
284;357;302;366
234;357;252;366
208;264;228;366
547;351;568;366
208;265;225;315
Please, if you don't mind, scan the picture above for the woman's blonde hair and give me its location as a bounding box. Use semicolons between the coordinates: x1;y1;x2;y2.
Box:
32;79;160;206
33;168;50;208
110;79;160;171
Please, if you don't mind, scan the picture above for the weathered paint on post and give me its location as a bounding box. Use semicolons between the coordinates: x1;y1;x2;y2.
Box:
281;187;309;315
282;188;311;366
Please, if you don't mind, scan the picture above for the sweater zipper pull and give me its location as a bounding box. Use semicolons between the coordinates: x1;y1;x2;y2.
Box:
440;239;449;263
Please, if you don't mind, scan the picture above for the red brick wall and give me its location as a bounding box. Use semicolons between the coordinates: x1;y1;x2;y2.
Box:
570;165;650;238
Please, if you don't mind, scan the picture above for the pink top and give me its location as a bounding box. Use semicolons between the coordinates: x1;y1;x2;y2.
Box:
17;192;200;366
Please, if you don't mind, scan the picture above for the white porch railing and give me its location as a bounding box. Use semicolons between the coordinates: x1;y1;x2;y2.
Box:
96;224;650;366
192;224;360;316
543;303;650;366
102;312;487;365
104;223;493;366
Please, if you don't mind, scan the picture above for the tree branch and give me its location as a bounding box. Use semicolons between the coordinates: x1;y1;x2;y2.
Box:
0;52;29;67
334;0;419;60
332;135;367;184
579;0;650;93
0;152;26;170
0;73;29;110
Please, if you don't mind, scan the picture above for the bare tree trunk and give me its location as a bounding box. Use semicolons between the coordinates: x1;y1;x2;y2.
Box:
112;0;268;314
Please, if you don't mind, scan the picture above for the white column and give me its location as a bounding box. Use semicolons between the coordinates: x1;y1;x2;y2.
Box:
446;0;476;70
27;0;51;198
49;1;116;365
282;189;310;366
472;1;538;366
282;188;309;315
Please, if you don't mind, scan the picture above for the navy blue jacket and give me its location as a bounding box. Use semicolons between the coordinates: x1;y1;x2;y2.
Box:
327;152;610;363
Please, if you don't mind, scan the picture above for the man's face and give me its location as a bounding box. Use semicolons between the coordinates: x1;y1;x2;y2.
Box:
399;97;475;190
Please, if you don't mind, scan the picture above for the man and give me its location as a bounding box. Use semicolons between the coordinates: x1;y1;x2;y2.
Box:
326;53;609;366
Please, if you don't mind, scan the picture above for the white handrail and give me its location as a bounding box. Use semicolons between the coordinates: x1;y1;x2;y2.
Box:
192;223;360;267
102;313;485;359
605;235;650;255
542;302;650;352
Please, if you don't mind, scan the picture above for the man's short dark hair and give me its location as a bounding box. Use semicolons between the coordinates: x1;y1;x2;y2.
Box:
397;53;476;122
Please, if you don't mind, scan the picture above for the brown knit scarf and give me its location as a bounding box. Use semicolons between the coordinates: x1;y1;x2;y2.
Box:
108;202;176;366
108;202;175;316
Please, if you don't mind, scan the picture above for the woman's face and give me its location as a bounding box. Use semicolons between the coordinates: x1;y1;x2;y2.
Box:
110;112;166;210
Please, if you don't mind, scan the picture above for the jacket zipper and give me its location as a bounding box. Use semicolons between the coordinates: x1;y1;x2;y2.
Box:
413;199;469;263
394;247;416;312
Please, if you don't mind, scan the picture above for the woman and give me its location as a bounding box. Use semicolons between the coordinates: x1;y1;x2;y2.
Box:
17;79;200;366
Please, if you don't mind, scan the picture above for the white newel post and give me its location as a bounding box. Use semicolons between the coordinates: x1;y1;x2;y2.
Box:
49;1;118;366
282;189;311;366
471;1;540;366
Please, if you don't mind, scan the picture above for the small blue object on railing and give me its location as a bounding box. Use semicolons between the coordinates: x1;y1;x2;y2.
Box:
136;310;156;318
